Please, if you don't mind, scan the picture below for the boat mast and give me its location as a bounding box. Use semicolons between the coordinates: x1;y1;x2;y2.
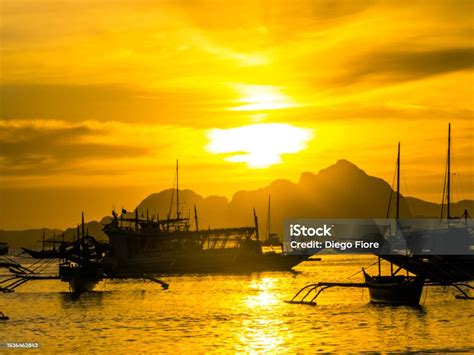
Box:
396;142;400;220
447;123;451;220
81;212;85;263
81;212;85;238
176;160;180;220
194;205;199;232
267;195;271;241
391;142;401;275
253;208;260;243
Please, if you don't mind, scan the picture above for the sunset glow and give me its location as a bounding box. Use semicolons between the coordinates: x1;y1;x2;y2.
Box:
0;0;472;229
207;124;313;168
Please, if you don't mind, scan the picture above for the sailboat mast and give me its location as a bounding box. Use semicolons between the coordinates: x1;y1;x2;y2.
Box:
253;208;260;243
447;123;451;220
194;205;199;232
396;142;400;220
176;160;180;219
267;195;271;241
81;212;85;239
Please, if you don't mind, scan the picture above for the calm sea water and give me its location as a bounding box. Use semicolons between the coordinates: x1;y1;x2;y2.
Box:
1;254;473;353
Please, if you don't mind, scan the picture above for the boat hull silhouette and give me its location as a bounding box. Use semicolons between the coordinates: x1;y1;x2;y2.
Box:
103;248;307;274
59;263;102;293
0;243;8;256
363;270;425;306
22;248;65;259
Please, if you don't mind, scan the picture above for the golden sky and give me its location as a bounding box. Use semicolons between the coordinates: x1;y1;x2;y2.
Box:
0;0;473;229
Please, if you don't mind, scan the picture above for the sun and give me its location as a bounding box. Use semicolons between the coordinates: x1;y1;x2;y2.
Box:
206;123;314;168
229;84;297;111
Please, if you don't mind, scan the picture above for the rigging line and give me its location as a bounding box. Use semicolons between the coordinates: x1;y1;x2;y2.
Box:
347;260;378;279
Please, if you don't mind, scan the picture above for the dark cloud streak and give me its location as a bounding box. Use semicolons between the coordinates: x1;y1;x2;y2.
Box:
333;47;474;86
0;123;149;175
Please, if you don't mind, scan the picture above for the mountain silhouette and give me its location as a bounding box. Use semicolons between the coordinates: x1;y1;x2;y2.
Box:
2;160;472;249
135;159;472;236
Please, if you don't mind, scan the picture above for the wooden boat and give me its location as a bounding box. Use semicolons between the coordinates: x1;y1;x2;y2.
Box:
21;230;68;259
0;243;8;256
363;143;425;306
380;124;474;283
363;269;424;306
102;162;308;275
21;247;64;259
58;213;105;293
59;263;102;293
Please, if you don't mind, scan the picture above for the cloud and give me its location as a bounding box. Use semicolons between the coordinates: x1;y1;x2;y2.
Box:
0;120;149;176
0;84;232;124
334;47;474;86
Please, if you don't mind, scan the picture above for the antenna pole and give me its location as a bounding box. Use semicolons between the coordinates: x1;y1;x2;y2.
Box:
447;123;451;220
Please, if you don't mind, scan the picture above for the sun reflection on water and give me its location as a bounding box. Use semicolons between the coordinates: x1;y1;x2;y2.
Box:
239;278;289;352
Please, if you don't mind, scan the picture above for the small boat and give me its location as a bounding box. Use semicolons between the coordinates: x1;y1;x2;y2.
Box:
59;214;104;293
59;263;102;293
381;124;474;283
0;242;8;256
21;231;68;259
363;269;424;306
21;247;64;259
363;143;425;307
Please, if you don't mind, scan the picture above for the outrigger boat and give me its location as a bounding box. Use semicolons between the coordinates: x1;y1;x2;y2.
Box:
58;215;107;293
363;142;425;306
381;124;474;284
22;230;69;259
1;213;169;295
363;270;424;306
102;161;308;275
287;125;472;306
